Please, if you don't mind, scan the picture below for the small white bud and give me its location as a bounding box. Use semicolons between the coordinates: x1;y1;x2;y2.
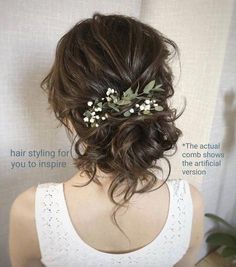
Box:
90;118;95;123
135;103;140;107
145;99;150;104
140;105;144;110
87;101;93;106
101;116;106;120
130;108;134;113
96;115;99;119
105;113;108;118
92;111;96;115
83;117;89;122
144;104;151;111
154;103;158;107
95;123;99;127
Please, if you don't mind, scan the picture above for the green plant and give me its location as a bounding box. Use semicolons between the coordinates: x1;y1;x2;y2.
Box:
205;213;236;258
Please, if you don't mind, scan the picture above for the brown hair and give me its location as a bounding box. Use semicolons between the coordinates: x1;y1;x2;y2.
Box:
40;12;186;240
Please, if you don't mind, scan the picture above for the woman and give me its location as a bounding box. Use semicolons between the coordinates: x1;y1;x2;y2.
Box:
9;13;204;267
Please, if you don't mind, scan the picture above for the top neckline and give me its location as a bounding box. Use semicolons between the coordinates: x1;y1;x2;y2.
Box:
59;180;173;257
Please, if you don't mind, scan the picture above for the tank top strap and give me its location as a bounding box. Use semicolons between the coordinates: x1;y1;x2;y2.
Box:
35;182;71;266
166;179;193;259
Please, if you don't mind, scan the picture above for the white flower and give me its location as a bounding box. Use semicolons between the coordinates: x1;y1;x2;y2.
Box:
95;123;99;127
140;105;144;110
106;88;113;96
83;117;89;122
154;103;158;107
97;107;102;111
145;99;150;104
91;111;96;115
90;118;95;123
111;89;115;93
135;103;140;107
101;116;106;120
87;101;93;106
96;115;99;119
130;108;134;113
144;104;151;110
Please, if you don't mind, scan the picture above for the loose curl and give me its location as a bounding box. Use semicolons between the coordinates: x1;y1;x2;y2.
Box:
40;12;186;241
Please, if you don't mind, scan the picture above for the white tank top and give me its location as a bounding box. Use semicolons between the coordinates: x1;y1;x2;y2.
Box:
35;179;193;267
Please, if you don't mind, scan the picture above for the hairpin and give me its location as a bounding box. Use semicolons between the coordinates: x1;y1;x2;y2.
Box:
83;79;165;128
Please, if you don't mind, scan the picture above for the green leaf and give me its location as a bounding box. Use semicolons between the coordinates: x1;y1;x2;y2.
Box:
123;111;131;117
151;87;165;92
107;102;120;112
97;102;103;108
206;233;236;247
143;80;155;94
117;99;131;105
84;110;91;117
205;213;236;230
155;105;164;111
134;83;140;95
221;247;236;257
123;87;133;98
152;84;163;89
143;110;151;114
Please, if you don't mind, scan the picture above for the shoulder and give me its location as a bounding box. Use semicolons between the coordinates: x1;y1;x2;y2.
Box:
173;181;205;267
9;185;41;266
10;185;37;228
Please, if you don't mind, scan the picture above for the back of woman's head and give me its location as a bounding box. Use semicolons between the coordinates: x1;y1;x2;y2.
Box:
41;12;185;233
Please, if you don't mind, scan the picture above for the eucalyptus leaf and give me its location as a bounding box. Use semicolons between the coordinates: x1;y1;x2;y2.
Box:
143;80;155;94
151;87;165;92
134;83;140;95
117;99;131;105
107;102;120;112
123;87;133;98
97;102;103;107
155;106;164;111
123;111;131;117
84;110;91;117
152;84;163;89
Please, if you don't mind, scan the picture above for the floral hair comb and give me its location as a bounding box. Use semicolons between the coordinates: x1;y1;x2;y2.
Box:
83;79;165;128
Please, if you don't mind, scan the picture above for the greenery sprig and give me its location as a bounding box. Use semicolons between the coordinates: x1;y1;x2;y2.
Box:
83;79;165;128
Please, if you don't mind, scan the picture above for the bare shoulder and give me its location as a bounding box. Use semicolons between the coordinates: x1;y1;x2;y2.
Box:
9;185;42;267
174;182;205;267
